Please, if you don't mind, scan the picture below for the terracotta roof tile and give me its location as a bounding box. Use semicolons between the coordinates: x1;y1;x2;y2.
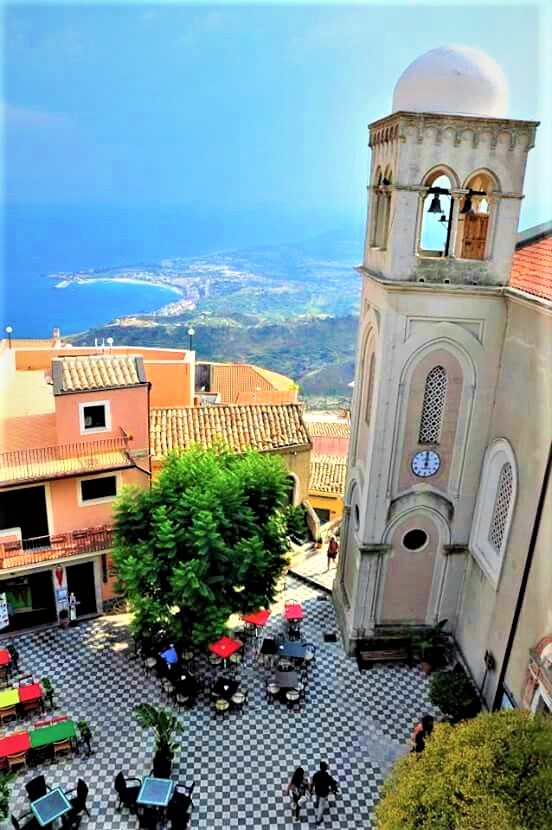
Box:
53;355;145;394
510;234;552;301
150;404;310;458
304;421;351;438
206;363;295;404
309;454;348;495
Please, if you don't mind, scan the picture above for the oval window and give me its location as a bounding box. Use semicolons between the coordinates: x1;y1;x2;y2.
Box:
402;529;428;551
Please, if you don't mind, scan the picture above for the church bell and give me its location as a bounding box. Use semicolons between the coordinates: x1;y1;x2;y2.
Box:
428;194;442;214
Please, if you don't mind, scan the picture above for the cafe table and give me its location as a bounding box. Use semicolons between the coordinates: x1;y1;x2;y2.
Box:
284;603;304;622
213;677;239;701
242;609;271;637
19;682;43;704
0;649;11;667
209;635;243;669
137;776;174;808
0;730;31;761
274;669;300;689
277;641;307;661
0;688;19;709
31;786;72;827
30;719;77;749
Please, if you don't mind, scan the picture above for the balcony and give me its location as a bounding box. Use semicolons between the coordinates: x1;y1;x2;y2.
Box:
0;437;133;487
0;525;114;570
528;648;552;698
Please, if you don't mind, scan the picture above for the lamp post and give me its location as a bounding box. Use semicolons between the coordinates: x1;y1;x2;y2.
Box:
5;326;12;348
187;326;195;351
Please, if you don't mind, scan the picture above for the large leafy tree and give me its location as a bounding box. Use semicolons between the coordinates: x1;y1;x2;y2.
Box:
113;445;290;645
375;709;552;830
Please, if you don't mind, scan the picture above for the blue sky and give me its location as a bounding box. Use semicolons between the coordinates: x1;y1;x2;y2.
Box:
3;0;551;230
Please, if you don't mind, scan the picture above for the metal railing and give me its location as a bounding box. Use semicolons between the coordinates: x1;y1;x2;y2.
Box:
0;525;114;567
529;648;552;688
0;437;131;485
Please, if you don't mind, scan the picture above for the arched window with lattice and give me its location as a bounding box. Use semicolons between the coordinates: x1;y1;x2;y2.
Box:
488;463;513;552
470;439;517;588
418;366;447;444
365;354;376;425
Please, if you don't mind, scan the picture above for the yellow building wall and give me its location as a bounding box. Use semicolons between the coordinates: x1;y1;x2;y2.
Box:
308;491;344;522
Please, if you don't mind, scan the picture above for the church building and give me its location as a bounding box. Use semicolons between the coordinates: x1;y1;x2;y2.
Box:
334;46;552;712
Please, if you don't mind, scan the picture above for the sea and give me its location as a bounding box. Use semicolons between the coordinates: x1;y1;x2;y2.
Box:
2;203;361;339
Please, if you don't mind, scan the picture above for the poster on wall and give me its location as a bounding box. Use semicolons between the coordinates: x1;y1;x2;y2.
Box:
0;593;10;630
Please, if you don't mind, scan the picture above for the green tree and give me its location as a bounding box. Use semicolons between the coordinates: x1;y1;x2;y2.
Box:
113;445;290;646
375;710;552;830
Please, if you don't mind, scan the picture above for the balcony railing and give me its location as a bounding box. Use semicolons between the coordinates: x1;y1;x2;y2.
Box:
0;525;114;569
0;437;132;486
529;648;552;696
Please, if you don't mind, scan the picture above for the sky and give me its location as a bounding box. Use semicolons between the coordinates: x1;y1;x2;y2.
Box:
2;0;551;230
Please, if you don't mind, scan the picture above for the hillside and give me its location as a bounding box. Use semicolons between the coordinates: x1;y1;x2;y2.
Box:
69;313;358;408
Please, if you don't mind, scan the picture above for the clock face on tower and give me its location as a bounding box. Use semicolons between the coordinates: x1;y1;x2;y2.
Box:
411;450;441;478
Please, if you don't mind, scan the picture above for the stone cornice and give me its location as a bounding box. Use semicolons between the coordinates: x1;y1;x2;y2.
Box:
359;543;392;557
442;544;470;556
356;265;505;295
368;111;539;151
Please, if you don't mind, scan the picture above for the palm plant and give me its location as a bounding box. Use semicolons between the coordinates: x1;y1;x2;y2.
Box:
134;703;183;777
0;773;14;821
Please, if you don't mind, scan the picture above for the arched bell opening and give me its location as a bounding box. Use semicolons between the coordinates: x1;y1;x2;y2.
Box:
418;171;454;258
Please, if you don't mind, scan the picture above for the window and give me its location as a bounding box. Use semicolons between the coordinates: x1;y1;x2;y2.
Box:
370;169;392;249
365;354;376;425
79;401;111;434
402;529;428;551
418;366;447;444
315;507;331;524
488;464;513;552
80;475;117;503
470;439;517;587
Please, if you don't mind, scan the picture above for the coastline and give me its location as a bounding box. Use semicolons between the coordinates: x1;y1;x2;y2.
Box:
54;276;183;295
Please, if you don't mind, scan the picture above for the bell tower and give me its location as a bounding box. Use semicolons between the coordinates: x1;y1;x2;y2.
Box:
334;45;538;651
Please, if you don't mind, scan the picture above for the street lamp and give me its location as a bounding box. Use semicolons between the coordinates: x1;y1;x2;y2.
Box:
187;326;195;351
5;326;13;348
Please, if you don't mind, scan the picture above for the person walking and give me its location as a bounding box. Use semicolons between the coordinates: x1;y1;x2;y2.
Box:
286;767;308;821
326;537;339;572
310;761;338;825
410;714;434;753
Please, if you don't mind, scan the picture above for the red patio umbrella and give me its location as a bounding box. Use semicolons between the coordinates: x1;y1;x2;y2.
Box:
208;635;243;659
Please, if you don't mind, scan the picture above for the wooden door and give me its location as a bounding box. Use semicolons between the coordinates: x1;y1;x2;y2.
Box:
461;213;489;260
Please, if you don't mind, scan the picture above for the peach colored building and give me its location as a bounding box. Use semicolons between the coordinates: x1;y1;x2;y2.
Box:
0;340;305;630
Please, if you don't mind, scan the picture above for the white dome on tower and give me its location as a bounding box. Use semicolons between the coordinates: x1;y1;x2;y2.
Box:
392;45;509;118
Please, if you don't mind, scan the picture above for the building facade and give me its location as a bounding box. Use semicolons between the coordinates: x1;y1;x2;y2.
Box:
333;45;552;711
0;341;310;630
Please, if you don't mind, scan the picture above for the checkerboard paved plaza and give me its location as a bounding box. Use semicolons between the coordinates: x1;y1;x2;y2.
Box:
6;577;438;829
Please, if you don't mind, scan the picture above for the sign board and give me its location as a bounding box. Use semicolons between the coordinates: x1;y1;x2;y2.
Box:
0;593;10;630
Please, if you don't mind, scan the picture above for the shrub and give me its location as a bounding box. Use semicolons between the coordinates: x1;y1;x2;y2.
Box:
375;710;552;830
283;504;309;543
429;663;481;723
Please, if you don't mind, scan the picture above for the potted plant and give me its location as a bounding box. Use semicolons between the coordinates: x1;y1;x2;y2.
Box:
134;703;183;779
77;719;93;755
429;663;481;723
0;773;14;825
413;620;451;674
41;677;55;709
59;608;70;629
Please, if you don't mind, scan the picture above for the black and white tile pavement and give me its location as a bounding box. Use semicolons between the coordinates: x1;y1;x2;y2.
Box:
4;577;438;829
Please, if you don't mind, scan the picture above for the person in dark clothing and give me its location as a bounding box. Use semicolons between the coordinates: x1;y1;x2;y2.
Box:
310;762;338;825
286;767;308;821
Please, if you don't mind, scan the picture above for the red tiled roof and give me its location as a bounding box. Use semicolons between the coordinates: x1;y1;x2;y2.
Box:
510;233;552;301
206;363;295;404
309;454;348;496
150;404;310;458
